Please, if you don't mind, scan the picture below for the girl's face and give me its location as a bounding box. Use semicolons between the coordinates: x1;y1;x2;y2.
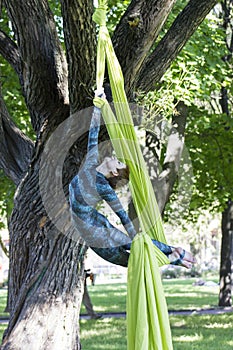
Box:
104;157;126;173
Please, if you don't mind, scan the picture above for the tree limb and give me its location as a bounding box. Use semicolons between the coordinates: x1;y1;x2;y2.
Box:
0;30;21;78
61;0;96;113
4;0;69;134
136;0;218;92
0;94;34;185
156;102;188;212
112;0;176;95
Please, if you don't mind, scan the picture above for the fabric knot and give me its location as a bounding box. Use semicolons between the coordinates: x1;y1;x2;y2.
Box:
92;1;107;26
93;96;107;109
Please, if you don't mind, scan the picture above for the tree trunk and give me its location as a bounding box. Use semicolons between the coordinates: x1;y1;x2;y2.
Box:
218;0;233;308
1;159;86;349
219;200;233;307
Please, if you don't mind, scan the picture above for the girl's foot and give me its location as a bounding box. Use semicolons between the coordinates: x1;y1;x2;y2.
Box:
169;247;196;269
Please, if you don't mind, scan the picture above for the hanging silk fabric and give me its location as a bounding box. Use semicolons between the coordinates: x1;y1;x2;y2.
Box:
92;1;173;349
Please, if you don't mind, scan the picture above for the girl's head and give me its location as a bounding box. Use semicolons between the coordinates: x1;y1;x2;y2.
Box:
107;165;130;189
97;156;130;189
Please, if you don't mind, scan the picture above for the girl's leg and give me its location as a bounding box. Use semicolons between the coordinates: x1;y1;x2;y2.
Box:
91;246;129;267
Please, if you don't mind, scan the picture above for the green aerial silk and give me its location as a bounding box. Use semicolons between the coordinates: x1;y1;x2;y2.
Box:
93;2;173;349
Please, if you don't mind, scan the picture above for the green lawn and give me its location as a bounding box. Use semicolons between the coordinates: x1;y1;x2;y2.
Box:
1;277;232;349
163;278;219;310
81;278;220;314
80;278;233;349
79;314;233;350
0;289;8;318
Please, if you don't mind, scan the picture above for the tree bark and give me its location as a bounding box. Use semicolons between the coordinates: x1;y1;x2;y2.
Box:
112;0;176;94
0;30;21;76
143;101;188;213
157;102;188;213
0;94;34;185
218;0;233;307
1;166;85;349
219;200;233;306
61;0;96;113
4;0;69;133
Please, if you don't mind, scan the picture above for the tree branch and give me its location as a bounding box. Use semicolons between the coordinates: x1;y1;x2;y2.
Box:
4;0;69;134
156;102;188;212
61;0;97;113
0;30;21;77
0;94;34;185
112;0;176;95
136;0;218;92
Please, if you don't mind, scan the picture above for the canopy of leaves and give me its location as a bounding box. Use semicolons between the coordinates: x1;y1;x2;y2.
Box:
138;7;233;220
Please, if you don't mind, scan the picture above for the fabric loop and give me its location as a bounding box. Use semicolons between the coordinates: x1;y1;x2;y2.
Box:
93;96;107;109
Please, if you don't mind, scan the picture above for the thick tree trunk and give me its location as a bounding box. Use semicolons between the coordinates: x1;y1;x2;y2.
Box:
219;200;233;307
1;160;85;349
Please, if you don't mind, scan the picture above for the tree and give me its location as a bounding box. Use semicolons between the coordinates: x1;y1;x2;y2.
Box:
219;200;233;306
218;0;233;307
0;1;218;349
174;1;233;304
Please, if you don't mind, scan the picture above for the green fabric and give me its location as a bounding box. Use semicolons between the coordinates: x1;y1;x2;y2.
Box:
93;2;173;349
127;234;173;350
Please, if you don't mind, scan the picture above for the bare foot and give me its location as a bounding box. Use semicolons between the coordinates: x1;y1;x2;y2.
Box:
169;247;196;269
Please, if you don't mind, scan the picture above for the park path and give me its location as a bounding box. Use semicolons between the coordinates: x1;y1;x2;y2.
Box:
0;307;232;324
80;307;233;320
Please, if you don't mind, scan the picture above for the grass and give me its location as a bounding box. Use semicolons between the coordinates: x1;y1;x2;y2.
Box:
79;314;233;350
80;283;127;314
1;277;232;349
80;277;220;314
163;278;219;310
0;289;8;318
170;314;233;350
80;277;232;349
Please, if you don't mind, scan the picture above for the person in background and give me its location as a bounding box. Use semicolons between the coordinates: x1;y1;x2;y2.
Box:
82;269;102;320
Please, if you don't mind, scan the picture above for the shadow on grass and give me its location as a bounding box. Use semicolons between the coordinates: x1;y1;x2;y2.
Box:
171;314;233;350
80;314;233;350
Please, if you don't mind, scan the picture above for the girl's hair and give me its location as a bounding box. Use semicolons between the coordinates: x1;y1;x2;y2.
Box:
107;166;130;189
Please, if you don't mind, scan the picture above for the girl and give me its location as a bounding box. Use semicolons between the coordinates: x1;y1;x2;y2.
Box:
69;95;195;269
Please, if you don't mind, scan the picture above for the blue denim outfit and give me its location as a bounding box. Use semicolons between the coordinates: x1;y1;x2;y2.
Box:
69;107;172;267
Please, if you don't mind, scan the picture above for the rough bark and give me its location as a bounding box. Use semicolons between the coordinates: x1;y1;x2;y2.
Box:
61;0;96;113
4;0;69;133
218;0;233;307
0;30;21;76
135;0;219;92
143;101;188;213
2;163;85;349
0;94;34;185
112;0;176;94
219;200;233;306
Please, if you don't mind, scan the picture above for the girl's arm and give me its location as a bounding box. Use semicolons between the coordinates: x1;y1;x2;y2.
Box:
86;107;101;167
99;182;137;240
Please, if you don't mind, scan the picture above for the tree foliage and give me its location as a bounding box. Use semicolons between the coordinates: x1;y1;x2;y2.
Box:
138;5;233;222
